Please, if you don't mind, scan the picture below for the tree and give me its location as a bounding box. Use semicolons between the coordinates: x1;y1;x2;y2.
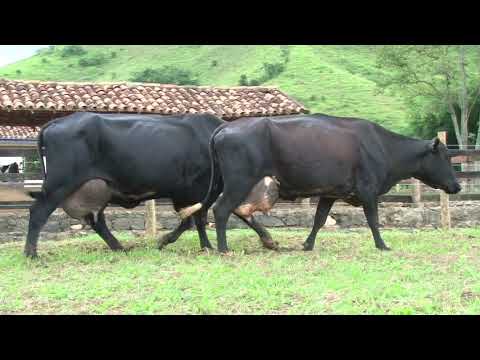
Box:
78;53;107;67
130;66;199;85
376;45;480;148
238;74;249;86
23;152;41;174
60;45;86;57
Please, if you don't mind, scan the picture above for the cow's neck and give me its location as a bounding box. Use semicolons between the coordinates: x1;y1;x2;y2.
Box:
382;134;427;186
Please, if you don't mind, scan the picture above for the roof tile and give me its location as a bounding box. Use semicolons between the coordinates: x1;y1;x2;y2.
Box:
0;79;308;140
0;125;40;140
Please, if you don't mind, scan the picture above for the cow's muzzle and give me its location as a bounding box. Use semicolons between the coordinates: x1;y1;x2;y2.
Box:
445;182;462;194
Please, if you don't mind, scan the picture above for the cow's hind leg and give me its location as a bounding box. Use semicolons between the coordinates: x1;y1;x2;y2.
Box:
25;194;58;258
362;199;390;251
303;198;335;251
85;209;124;251
157;217;194;249
194;209;213;250
213;179;261;253
234;214;278;250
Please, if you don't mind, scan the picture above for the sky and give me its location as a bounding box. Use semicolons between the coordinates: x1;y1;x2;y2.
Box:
0;45;49;67
0;46;48;165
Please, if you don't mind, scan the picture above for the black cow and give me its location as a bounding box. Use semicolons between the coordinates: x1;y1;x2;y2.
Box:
180;113;461;253
24;112;277;258
1;162;19;174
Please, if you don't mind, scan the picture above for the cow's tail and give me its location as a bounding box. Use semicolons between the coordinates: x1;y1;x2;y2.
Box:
27;122;50;200
178;124;226;219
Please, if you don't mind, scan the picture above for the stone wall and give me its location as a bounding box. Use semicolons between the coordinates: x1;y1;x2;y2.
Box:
2;201;480;244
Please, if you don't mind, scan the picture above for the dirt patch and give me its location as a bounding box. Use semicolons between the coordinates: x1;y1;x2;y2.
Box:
461;290;480;302
430;254;459;266
0;185;31;202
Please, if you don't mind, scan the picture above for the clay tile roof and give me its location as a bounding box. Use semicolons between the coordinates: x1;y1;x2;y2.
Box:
0;125;41;140
0;79;308;141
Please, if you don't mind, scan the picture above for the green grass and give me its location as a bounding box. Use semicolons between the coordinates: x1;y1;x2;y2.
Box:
0;45;409;133
1;228;480;314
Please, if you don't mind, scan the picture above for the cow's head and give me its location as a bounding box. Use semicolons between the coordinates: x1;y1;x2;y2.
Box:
415;138;461;194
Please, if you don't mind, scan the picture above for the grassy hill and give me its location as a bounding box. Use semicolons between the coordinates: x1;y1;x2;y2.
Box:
0;45;410;133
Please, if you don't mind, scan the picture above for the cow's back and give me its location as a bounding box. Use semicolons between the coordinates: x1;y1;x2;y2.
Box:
41;112;223;198
268;116;361;192
213;114;385;198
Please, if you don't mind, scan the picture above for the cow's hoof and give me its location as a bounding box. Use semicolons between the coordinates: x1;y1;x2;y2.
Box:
262;239;280;251
220;251;234;257
157;241;168;250
24;251;38;259
158;234;176;249
200;247;214;255
377;245;391;251
120;245;135;253
24;246;38;259
303;242;314;251
157;236;171;250
218;248;231;255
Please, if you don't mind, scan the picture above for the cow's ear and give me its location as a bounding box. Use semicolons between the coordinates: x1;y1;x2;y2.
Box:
430;137;440;153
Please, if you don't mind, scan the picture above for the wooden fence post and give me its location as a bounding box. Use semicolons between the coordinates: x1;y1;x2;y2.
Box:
145;199;157;238
438;131;451;230
301;198;311;207
412;179;422;207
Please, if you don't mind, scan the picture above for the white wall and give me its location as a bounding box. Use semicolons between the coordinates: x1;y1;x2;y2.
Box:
0;157;22;166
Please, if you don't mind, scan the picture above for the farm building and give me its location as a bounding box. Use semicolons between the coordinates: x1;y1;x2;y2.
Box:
0;79;308;175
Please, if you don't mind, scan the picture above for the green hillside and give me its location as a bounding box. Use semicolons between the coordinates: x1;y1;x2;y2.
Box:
0;45;410;133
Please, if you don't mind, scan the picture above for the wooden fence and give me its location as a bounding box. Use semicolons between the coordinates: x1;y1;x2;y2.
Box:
2;132;480;234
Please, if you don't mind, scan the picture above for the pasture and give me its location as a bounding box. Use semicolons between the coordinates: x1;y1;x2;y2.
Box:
0;45;409;133
1;228;480;314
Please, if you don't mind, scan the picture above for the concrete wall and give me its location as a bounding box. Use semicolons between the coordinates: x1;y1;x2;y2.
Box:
1;202;480;244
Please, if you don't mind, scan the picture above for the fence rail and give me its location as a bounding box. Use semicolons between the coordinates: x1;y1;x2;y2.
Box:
2;132;480;214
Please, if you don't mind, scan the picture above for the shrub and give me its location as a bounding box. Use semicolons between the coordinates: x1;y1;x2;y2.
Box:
239;60;287;86
15;69;21;75
239;74;249;86
130;66;199;85
111;51;117;59
280;46;290;63
41;58;48;64
78;53;107;67
23;152;41;174
240;61;286;86
262;62;285;81
61;45;86;57
211;60;218;67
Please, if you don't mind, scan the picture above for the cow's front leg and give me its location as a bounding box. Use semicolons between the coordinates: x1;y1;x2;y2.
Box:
303;198;335;251
362;199;390;251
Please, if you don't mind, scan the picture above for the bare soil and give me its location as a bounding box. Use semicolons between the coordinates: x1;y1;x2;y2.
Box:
0;185;31;202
